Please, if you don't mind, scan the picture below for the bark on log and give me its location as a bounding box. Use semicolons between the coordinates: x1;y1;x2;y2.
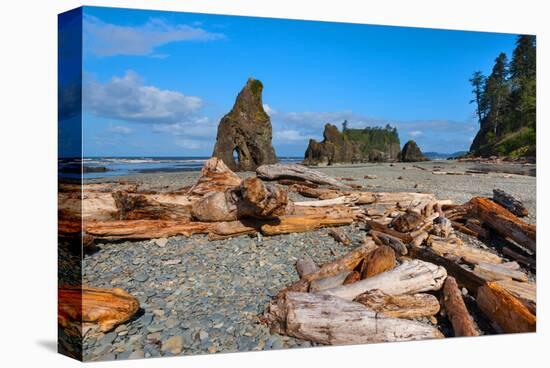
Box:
476;281;536;333
58;286;140;333
207;219;264;240
473;262;528;282
362;245;396;278
84;220;213;241
310;271;351;292
260;215;354;236
370;230;408;255
296;256;319;278
329;228;351;246
343;271;361;285
112;191;192;221
494;279;536;314
428;236;502;265
320;260;447;301
256;163;347;188
442;277;479;337
502;247;536;270
354;290;440;319
492;189;528;217
265;292;444;345
468;197;536;253
303;240;377;283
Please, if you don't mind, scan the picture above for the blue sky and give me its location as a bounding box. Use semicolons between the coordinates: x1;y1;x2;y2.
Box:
79;6;519;157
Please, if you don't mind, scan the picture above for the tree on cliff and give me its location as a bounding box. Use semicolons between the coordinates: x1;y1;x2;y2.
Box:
469;35;536;158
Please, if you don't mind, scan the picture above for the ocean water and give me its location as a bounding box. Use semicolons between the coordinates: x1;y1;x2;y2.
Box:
59;157;304;179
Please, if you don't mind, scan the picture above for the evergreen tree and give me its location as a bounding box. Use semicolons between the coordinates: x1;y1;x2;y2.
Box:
509;35;536;131
469;71;487;125
342;120;348;132
483;53;510;137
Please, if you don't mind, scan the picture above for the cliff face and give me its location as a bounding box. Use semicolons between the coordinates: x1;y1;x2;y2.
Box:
400;140;428;162
212;78;277;171
304;124;400;165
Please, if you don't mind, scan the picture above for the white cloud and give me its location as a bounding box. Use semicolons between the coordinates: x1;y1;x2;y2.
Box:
84;70;203;124
106;124;134;135
274;129;309;142
84;15;224;57
152;118;217;138
409;130;423;137
263;104;277;116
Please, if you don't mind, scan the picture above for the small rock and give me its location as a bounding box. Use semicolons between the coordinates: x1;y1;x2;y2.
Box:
129;350;145;359
161;336;184;355
154;238;168;247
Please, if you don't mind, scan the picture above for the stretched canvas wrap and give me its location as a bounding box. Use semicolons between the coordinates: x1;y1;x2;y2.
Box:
58;6;537;362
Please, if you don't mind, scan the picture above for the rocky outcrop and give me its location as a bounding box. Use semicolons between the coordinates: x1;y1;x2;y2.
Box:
304;124;400;165
400;140;428;162
212;78;277;171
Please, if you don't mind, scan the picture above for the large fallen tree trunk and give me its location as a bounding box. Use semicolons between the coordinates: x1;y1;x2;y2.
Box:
468;197;536;253
256;163;347;188
191;177;288;222
84;220;213;241
310;271;351;292
58;286;140;333
188;157;242;196
442;277;479;337
476;281;536;333
265;292;443;345
354;290;440;319
319;260;447;301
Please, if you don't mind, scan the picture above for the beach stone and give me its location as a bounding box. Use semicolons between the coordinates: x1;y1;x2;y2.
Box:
154;238;168;247
129;350;145;359
161;336;184;355
134;273;149;282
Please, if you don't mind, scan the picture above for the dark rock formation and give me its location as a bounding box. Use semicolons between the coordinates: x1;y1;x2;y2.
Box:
400;140;428;162
304;124;400;165
212;78;277;171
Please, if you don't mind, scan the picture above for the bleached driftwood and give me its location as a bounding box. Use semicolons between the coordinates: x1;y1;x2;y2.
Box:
265;292;444;345
319;260;447;301
354;290;440;319
427;236;502;265
188;157;242;196
260;215;353;235
310;271;351;292
476;281;536;333
256;163;347;187
442;277;478;337
84;220;213;241
473;262;528;282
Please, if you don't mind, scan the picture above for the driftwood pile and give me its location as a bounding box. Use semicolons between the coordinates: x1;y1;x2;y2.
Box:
58;158;536;340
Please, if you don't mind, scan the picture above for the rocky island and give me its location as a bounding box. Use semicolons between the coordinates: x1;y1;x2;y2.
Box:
304;123;401;165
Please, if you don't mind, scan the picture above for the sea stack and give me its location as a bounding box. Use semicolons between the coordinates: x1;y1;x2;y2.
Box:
400;140;428;162
212;78;277;171
304;124;400;165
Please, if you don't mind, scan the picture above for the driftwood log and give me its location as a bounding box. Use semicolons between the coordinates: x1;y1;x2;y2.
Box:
328;228;351;246
261;215;354;236
84;220;213;241
320;260;447;301
473;262;528;282
354;290;440;319
494;279;536;314
442;277;479;336
476;281;536;333
58;286;140;333
427;236;502;265
362;245;396;278
468;197;536;253
256;163;346;188
370;230;408;255
265;292;444;345
191;177;288;222
492;189;528;217
310;271;351;292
